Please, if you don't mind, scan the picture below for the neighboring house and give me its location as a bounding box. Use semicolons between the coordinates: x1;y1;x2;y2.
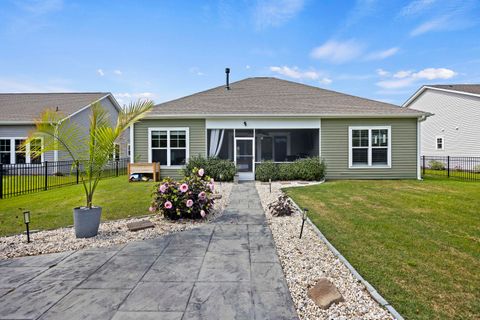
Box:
403;84;480;157
131;76;426;180
0;92;128;165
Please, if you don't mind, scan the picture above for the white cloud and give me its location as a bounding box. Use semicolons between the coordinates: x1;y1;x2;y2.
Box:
408;0;478;36
414;67;456;80
410;16;448;36
114;70;122;76
269;66;321;80
400;0;436;16
393;70;413;78
376;69;390;77
319;77;332;85
310;39;364;64
96;69;105;76
376;78;416;89
114;92;158;105
254;0;305;29
365;47;399;60
246;65;251;69
376;67;457;89
189;67;205;76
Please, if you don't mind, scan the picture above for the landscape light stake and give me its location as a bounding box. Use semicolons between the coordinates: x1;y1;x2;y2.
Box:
299;208;308;239
23;210;31;243
269;178;272;193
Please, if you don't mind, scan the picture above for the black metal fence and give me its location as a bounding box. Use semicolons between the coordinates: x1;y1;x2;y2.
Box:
421;156;480;181
0;158;129;199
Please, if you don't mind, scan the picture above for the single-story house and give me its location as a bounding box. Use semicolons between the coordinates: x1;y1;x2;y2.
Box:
403;84;480;157
0;92;128;165
130;77;427;180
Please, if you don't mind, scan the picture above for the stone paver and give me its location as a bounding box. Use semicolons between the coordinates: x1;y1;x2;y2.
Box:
0;182;298;319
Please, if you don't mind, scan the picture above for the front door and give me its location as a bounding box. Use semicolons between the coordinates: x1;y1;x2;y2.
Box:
235;138;254;180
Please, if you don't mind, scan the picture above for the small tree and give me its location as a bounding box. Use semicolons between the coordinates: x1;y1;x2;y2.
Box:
25;100;153;208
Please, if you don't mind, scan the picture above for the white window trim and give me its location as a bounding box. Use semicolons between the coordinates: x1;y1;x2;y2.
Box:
0;137;44;164
148;127;189;168
435;135;444;150
348;126;391;169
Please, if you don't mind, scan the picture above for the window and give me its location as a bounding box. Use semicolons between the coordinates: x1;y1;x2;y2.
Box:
436;136;444;150
15;139;26;164
29;138;42;164
0;139;11;164
0;138;43;164
349;126;391;168
149;128;189;166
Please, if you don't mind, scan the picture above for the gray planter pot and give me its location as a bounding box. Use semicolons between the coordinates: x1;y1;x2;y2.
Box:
73;206;102;238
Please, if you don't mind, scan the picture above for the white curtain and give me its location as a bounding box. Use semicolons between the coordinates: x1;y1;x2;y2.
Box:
209;129;225;157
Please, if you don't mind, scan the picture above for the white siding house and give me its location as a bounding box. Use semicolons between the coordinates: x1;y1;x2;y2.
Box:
403;85;480;157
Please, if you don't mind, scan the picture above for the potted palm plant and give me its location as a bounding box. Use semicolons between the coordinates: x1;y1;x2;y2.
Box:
26;100;153;238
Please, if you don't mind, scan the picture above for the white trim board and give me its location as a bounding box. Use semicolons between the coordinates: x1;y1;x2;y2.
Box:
206;118;321;129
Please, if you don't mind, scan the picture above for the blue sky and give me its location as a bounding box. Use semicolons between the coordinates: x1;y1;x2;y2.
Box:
0;0;479;105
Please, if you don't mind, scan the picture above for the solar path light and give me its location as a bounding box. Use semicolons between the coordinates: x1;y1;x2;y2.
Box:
299;207;308;239
23;210;31;243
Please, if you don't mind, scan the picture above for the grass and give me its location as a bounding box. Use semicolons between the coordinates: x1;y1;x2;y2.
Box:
424;169;480;181
0;176;155;236
285;177;480;320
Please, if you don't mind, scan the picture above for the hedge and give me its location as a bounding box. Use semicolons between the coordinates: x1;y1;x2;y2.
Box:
183;155;236;181
255;157;326;181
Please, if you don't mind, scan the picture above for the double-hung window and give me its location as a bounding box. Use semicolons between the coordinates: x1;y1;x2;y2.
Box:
349;126;391;168
149;128;189;166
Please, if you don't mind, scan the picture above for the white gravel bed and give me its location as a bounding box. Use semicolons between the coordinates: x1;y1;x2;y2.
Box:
256;181;394;320
0;182;232;260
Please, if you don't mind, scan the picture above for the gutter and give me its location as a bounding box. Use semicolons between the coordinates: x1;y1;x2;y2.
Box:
288;195;405;320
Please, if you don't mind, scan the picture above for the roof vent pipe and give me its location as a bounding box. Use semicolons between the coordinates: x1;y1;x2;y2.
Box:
225;68;230;90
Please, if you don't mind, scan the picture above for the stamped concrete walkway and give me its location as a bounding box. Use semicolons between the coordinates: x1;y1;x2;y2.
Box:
0;182;298;320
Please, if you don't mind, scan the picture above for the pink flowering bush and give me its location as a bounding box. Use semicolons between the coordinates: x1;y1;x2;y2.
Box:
151;168;215;220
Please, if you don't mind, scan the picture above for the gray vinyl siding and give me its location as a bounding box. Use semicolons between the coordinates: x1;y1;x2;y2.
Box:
65;96;129;159
321;118;418;179
133;119;206;179
0;124;55;162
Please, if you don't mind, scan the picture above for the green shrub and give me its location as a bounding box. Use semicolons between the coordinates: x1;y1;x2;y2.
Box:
255;157;326;181
183;155;236;181
474;165;480;173
255;161;278;181
428;160;445;170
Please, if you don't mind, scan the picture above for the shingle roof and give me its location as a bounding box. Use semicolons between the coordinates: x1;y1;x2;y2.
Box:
0;92;110;122
150;77;425;117
430;84;480;95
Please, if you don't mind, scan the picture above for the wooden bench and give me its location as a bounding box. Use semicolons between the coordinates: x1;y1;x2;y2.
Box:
128;162;160;182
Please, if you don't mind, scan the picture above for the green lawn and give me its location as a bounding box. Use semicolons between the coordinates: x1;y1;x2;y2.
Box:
286;177;480;320
0;176;155;236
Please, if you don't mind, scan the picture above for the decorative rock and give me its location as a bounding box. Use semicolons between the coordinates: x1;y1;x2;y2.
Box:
212;194;223;200
127;220;155;232
307;278;344;309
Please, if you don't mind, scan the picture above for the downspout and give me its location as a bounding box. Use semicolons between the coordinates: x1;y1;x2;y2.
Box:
417;114;429;180
129;123;134;163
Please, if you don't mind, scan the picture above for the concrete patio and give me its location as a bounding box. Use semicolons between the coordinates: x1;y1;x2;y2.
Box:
0;183;298;320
